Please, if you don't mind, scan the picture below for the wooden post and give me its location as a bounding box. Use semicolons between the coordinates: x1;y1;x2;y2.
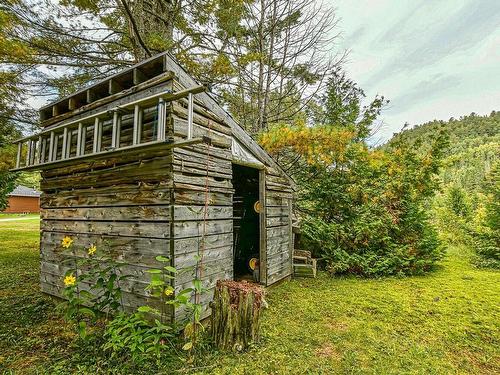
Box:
26;140;33;166
133;105;142;145
133;68;146;85
61;127;68;159
16;142;22;168
259;169;267;284
210;280;266;351
157;98;165;141
48;131;55;162
76;123;83;156
112;111;121;148
81;124;87;156
187;93;194;139
40;137;46;164
93;118;100;153
36;136;42;164
53;134;59;161
68;97;76;111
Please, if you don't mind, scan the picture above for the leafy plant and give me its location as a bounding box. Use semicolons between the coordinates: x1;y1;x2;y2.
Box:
140;255;206;351
103;312;176;364
59;238;131;338
101;253;208;364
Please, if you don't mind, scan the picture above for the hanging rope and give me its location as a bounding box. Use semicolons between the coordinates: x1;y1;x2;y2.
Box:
194;109;212;325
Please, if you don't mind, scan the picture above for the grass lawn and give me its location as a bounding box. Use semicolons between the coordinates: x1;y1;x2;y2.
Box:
0;213;40;220
0;218;498;374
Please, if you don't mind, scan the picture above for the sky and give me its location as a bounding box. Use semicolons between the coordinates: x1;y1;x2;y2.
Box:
333;0;500;143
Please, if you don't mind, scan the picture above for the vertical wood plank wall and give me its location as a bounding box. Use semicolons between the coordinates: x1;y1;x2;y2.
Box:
265;168;295;285
170;80;234;321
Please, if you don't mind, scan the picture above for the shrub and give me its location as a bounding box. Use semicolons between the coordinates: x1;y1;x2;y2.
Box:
262;121;447;277
103;312;175;364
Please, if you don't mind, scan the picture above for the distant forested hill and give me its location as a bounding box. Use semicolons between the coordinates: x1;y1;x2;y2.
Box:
388;111;499;191
387;111;499;267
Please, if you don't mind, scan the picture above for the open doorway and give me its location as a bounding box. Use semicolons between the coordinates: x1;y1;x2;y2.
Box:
232;164;260;282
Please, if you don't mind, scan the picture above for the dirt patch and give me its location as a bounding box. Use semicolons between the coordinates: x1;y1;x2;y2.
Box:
315;343;342;360
324;319;349;332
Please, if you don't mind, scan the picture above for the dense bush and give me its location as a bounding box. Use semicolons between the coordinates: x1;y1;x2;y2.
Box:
261;73;446;277
298;137;445;276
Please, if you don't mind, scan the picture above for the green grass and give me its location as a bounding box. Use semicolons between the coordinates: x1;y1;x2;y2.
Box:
0;219;498;374
0;213;40;220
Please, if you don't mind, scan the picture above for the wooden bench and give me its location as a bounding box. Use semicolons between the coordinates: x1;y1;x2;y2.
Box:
293;250;317;278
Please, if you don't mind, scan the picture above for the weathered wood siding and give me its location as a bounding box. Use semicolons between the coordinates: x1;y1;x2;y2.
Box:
265;168;294;285
39;79;175;317
170;80;234;321
37;64;294;324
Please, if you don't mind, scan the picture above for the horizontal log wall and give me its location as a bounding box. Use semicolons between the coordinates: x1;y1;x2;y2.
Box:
170;80;234;322
39;84;175;318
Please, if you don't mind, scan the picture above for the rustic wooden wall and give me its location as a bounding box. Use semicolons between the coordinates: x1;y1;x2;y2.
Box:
39;147;174;315
39;79;176;318
169;80;234;321
264;167;294;285
38;69;294;324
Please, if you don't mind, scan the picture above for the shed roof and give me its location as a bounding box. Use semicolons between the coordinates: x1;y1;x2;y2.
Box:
9;185;41;197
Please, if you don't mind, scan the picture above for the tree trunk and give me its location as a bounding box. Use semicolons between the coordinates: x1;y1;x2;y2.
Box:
210;280;266;351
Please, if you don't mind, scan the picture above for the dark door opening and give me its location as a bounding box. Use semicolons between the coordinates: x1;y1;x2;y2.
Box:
232;164;260;282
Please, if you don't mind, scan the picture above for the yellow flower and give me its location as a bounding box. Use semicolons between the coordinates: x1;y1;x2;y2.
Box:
87;245;97;256
61;236;73;249
164;288;174;297
64;274;76;287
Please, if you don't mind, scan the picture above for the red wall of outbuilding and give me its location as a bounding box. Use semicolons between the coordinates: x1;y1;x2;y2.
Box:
3;196;40;213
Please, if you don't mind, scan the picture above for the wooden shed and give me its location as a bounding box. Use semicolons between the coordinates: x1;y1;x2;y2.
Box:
11;52;295;321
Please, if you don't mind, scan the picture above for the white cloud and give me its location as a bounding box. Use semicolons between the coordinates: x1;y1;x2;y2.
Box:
332;0;500;142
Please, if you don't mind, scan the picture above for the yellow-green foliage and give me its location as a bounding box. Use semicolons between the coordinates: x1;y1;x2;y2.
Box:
261;119;447;276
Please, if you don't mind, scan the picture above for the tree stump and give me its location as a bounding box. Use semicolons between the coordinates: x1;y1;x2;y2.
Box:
210;280;266;351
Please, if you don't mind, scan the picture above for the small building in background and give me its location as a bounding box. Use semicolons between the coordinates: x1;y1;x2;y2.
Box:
3;185;41;213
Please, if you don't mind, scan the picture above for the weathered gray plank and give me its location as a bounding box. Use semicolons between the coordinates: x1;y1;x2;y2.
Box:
172;219;232;239
172;232;232;256
173;173;233;190
41;219;169;238
41;183;171;208
173;189;232;206
41;231;170;257
41;205;171;221
172;205;232;221
42;156;172;191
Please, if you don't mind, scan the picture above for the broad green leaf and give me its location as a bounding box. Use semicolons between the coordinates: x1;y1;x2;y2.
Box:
155;255;170;262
